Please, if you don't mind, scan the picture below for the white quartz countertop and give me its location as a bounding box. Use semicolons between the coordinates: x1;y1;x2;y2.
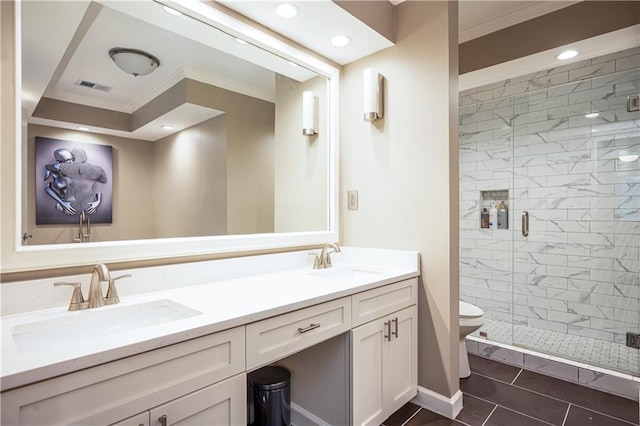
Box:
1;249;419;392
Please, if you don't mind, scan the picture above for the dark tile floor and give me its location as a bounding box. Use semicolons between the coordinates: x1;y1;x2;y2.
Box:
383;355;639;426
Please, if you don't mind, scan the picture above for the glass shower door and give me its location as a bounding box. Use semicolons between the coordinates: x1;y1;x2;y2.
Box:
459;88;515;347
511;54;640;375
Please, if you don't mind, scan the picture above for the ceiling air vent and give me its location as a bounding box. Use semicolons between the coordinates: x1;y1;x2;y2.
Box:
74;79;112;93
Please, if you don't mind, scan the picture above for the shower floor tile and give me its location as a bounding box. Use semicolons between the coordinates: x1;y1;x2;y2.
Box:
473;319;640;375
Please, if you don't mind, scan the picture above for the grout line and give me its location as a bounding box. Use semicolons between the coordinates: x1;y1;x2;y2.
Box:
561;404;571;426
469;394;556;426
480;405;498;426
511;368;524;385
505;378;639;425
399;406;422;426
467;370;521;387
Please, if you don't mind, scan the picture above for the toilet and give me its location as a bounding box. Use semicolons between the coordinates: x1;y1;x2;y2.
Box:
459;300;484;378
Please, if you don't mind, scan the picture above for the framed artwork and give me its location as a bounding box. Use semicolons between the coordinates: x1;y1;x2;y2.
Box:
35;136;113;225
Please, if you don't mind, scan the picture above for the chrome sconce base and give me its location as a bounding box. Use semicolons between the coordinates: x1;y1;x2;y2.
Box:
302;128;317;136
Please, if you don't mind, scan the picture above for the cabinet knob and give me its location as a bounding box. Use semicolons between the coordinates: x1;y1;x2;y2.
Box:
158;415;167;426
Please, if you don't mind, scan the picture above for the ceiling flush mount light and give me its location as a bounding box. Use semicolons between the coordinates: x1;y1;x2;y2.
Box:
619;154;639;162
331;35;351;47
302;91;317;136
556;50;578;61
275;3;298;19
363;68;384;122
585;112;600;118
109;48;160;77
161;125;174;130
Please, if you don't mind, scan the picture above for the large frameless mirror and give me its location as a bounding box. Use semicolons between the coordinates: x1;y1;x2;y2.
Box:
3;0;339;272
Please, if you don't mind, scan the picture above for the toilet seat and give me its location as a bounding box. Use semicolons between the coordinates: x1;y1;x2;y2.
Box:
460;300;483;318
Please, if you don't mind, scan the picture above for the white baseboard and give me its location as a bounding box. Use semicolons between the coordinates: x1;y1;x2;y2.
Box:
291;402;331;426
411;386;463;420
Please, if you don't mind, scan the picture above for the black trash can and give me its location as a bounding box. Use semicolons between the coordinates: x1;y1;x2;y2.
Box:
247;366;291;426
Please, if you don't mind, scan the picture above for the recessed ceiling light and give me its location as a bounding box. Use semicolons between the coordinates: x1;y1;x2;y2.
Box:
77;126;90;131
556;50;578;60
585;112;600;118
235;38;249;45
275;3;298;19
161;125;174;130
163;5;183;16
331;35;351;47
619;154;639;162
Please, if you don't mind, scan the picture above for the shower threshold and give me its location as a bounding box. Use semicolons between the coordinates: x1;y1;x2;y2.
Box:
468;319;639;401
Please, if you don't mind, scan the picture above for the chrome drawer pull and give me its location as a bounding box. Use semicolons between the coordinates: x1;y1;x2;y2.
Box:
392;317;399;338
298;323;320;333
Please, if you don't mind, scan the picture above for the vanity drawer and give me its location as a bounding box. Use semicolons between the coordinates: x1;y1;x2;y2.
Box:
1;326;245;426
246;297;351;370
351;278;417;327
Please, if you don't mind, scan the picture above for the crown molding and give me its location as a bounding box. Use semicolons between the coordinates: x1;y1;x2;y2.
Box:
459;1;580;43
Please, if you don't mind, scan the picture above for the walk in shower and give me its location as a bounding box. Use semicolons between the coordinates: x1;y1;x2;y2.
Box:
459;46;639;376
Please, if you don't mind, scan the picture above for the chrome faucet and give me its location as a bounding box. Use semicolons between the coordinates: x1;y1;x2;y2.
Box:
311;243;341;269
55;263;131;311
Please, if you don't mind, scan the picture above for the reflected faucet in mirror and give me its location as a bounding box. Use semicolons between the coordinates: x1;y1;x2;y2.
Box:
54;263;131;311
73;211;91;243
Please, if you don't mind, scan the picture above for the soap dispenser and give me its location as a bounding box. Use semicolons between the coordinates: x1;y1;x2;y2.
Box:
489;204;498;230
481;208;489;229
498;201;508;229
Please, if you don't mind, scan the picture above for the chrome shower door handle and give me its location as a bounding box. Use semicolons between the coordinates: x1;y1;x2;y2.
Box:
522;211;529;237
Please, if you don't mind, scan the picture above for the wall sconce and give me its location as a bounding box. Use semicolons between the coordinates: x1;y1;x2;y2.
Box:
363;67;383;122
302;91;317;136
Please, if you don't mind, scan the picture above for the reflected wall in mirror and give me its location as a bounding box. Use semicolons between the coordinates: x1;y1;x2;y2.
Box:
21;0;330;246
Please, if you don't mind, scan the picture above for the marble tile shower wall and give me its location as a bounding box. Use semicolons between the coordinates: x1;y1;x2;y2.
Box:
459;47;640;347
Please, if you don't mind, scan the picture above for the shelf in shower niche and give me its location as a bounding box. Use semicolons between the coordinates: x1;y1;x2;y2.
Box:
480;189;509;230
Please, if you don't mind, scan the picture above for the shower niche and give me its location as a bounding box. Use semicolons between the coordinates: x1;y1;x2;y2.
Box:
480;190;509;230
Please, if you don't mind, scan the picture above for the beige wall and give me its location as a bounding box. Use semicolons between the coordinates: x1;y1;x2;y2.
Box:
274;75;329;233
26;125;156;244
153;115;228;238
340;1;459;397
186;80;276;235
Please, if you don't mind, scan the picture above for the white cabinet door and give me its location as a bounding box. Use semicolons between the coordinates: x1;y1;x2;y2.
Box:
111;412;150;426
351;316;387;426
352;305;418;426
149;373;246;426
385;305;418;415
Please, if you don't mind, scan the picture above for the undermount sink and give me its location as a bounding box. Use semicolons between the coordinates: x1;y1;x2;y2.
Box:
308;265;383;280
11;299;201;354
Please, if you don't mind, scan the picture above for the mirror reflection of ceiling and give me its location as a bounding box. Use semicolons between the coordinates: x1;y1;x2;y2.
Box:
21;0;318;141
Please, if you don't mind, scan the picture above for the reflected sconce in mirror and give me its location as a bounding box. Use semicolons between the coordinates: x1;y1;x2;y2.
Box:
302;91;317;136
363;67;383;122
109;47;160;77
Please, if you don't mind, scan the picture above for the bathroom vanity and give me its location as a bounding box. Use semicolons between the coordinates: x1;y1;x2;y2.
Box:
1;248;420;425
